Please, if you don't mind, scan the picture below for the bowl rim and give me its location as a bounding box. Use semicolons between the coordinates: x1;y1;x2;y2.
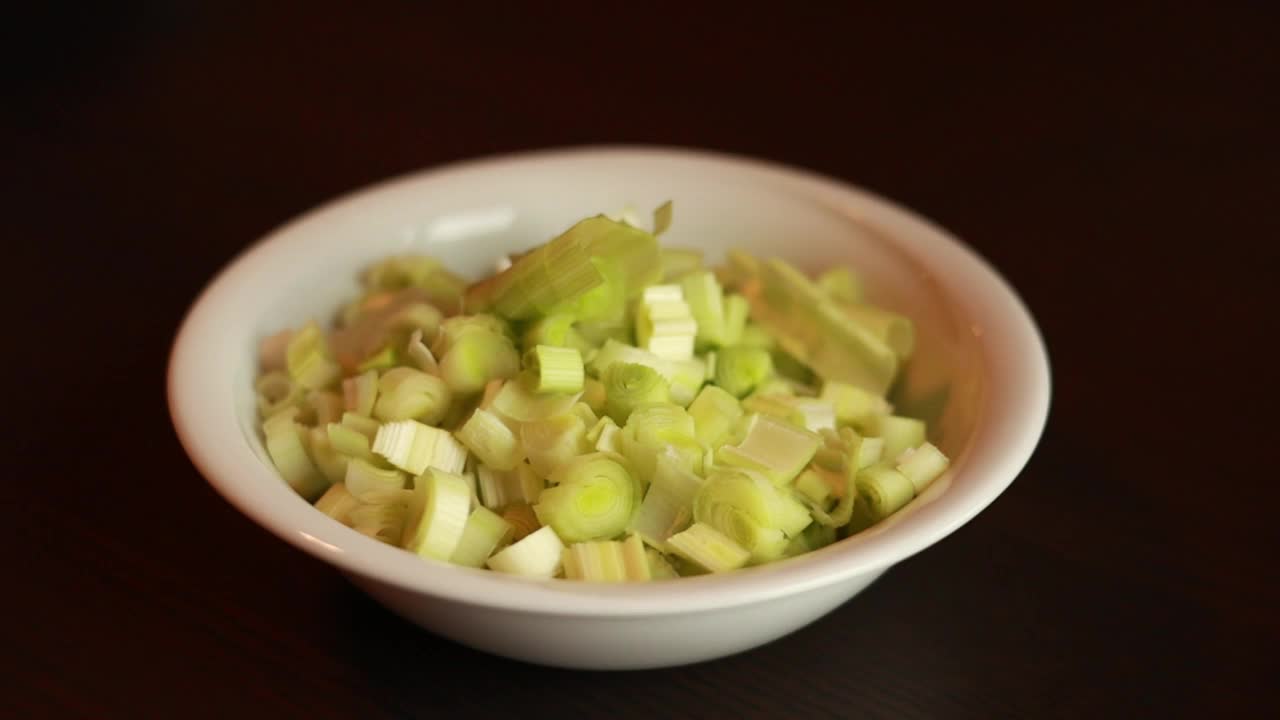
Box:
167;144;1051;616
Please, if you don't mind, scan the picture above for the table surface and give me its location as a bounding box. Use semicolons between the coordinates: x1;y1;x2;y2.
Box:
9;2;1277;717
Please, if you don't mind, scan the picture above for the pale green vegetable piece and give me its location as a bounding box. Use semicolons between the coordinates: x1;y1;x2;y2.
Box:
856;464;916;522
263;408;328;501
714;346;773;398
490;379;582;423
342;370;379;417
344;457;407;503
403;469;473;561
313;483;360;527
820;380;893;429
486;525;565;577
521;413;587;479
895;441;950;494
524;345;585;394
286;322;341;390
865;414;927;463
476;462;543;509
687;385;744;448
456;408;521;471
535;453;639;543
666;522;750;573
439;331;521;395
372;419;467;475
603;363;670;424
373;367;451;425
450;506;513;568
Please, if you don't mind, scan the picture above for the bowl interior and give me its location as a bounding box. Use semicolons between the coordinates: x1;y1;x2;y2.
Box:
172;147;1044;615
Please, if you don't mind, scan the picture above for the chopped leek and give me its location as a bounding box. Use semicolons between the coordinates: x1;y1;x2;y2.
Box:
402;469;472;561
345;457;407;503
817;267;862;304
314;482;360;526
521;413;587;479
254;206;947;580
535;453;638;542
524;345;585;394
486;525;565;577
501;502;541;541
476;463;543;509
372;420;467;475
450;506;513;568
286;322;341;390
456;408;521;471
716;413;821;486
895;441;950;494
262;408;328;500
603;363;670;424
628;451;702;548
820;380;893;429
490;379;582;423
340;412;380;442
687;385;743;448
439;331;521;395
714;346;773;398
373;367;452;425
856;464;916;522
342;370;379;417
865;415;927;462
666;522;750;573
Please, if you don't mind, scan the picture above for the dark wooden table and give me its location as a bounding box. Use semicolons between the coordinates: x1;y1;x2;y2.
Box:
9;2;1277;717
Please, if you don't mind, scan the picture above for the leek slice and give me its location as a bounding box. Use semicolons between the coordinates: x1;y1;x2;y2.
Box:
895;441;950;494
687;385;744;448
865;415;927;462
486;525;565;577
307;426;349;484
372;419;468;475
666;522;750;573
326;422;373;459
342;370;379;417
820;380;893;429
841;303;915;360
286;322;341;390
402;469;472;562
714;346;773;398
456;408;521;471
340;412;380;442
490;380;582;423
660;247;704;282
501;502;540;541
535;453;639;542
745;257;898;394
721;293;750;346
344;457;407;502
718;414;821;486
817;267;862;304
439;331;521;395
680;271;727;348
562;535;651;582
373;367;452;425
406;329;439;374
262;408;328;500
856;464;916;522
256;371;303;418
450;506;513;568
476;463;543;509
628;451;703;548
524;345;585;394
466;215;656;320
618;402;697;484
313;482;359;527
693;469;811;562
582;377;607;415
647;547;679;579
603;363;670;424
351;498;411;545
521;413;587;479
307;391;344;426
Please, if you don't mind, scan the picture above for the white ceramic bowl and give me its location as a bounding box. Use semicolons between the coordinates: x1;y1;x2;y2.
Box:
168;146;1050;670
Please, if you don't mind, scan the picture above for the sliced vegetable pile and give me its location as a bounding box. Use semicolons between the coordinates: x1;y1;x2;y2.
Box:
253;204;949;581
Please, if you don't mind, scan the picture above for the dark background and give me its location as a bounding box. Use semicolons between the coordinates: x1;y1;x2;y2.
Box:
7;2;1277;717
